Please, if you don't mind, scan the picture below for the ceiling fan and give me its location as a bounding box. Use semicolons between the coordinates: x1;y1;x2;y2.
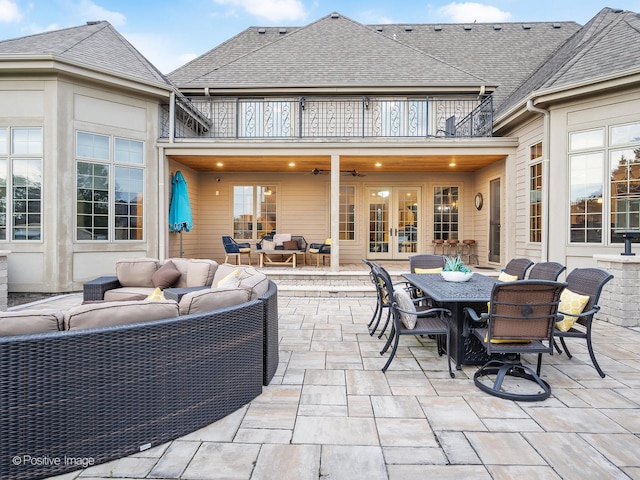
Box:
310;168;366;177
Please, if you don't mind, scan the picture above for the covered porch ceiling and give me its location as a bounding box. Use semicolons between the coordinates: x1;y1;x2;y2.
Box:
166;153;507;174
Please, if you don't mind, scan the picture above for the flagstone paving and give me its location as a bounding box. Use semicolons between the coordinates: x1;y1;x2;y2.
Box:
29;293;640;480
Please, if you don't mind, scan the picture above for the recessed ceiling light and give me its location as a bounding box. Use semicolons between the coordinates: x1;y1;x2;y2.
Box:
216;162;224;167
375;163;382;167
449;162;456;167
289;162;296;167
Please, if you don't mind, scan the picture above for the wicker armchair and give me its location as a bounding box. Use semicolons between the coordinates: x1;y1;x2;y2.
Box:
528;262;566;281
376;263;454;377
465;280;566;401
503;258;534;279
222;236;252;265
553;267;614;378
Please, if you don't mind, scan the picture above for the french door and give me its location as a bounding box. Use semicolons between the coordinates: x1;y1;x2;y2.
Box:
367;187;421;259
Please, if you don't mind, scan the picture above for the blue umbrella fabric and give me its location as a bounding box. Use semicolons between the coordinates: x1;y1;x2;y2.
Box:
169;171;192;232
169;171;192;256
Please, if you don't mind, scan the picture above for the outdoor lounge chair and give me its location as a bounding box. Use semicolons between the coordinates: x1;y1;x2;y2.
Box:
222;236;252;265
464;280;565;401
528;262;566;281
308;238;331;266
376;263;454;377
553;267;614;378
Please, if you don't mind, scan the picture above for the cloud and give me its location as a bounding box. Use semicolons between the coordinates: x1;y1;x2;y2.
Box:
213;0;307;22
74;0;126;26
0;0;22;22
124;32;199;74
438;2;511;23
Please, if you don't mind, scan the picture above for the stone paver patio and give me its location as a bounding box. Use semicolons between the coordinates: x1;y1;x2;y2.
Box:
26;293;640;480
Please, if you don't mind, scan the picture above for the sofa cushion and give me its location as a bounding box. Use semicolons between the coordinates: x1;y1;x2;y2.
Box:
238;267;269;300
0;310;64;336
104;287;154;302
186;259;218;287
273;233;291;246
217;269;241;288
261;239;275;250
116;258;158;288
64;300;179;330
152;260;181;289
178;287;251;316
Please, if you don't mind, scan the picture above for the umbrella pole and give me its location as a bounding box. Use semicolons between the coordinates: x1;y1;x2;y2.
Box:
179;230;183;258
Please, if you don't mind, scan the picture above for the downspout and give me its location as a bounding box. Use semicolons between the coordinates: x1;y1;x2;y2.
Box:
526;99;550;262
169;90;176;144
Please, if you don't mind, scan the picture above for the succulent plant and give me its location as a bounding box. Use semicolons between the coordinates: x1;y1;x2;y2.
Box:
443;255;471;273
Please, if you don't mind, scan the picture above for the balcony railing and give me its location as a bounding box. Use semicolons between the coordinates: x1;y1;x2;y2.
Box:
160;95;493;140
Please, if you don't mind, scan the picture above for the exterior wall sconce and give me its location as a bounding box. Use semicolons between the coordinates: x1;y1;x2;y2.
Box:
364;97;370;109
300;97;305;110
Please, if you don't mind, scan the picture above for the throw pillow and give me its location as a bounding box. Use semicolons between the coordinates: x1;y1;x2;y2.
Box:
394;288;418;329
555;288;590;332
217;269;241;288
283;240;299;250
152;260;182;288
261;239;276;250
498;271;518;282
145;287;166;301
415;267;443;274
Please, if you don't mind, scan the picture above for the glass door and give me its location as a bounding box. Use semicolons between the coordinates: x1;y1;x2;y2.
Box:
368;187;420;259
489;178;501;263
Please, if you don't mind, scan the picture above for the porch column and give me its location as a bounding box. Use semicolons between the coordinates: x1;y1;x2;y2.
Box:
330;154;340;271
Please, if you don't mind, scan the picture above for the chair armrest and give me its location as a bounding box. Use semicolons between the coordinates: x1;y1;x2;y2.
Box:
237;242;251;248
559;305;600;319
83;276;120;301
463;306;488;336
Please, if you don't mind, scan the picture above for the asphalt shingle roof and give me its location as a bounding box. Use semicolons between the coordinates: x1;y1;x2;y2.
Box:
0;21;170;87
497;7;640;116
169;13;489;90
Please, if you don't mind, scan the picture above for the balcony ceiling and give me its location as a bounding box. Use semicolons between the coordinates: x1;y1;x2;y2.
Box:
167;153;506;174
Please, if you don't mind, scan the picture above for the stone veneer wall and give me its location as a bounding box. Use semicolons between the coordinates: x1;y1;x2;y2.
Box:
594;254;640;327
0;251;9;311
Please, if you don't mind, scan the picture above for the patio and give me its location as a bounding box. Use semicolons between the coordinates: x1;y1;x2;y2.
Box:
14;278;640;480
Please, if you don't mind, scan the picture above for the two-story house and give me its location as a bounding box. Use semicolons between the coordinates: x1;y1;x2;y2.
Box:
0;7;638;292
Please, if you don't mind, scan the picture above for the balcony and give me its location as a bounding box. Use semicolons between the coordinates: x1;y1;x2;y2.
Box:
160;95;493;140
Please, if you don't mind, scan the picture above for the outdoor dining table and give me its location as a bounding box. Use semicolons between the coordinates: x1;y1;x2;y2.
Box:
403;272;499;370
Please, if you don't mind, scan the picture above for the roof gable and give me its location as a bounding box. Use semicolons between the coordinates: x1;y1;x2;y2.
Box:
497;8;640;116
0;21;170;87
172;12;488;90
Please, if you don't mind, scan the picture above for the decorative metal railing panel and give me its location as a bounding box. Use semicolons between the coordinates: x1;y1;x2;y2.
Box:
160;95;493;139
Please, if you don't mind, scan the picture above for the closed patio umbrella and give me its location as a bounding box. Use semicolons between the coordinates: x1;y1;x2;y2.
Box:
169;170;192;257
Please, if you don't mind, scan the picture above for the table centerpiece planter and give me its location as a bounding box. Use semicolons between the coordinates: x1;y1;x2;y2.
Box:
441;256;474;282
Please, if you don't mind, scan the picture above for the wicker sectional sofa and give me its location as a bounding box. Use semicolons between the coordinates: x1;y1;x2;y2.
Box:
0;259;279;480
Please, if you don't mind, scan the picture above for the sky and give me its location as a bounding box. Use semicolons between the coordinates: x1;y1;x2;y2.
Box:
1;0;640;74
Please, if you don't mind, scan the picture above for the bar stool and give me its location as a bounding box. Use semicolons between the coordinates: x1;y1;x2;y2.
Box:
461;239;478;265
432;239;445;255
446;239;460;256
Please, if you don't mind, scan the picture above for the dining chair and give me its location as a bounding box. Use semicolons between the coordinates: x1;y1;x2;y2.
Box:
363;259;385;334
366;261;404;338
464;280;566;401
503;258;534;280
222;236;252;265
553;267;614;378
376;264;454;377
528;262;566;281
408;254;445;306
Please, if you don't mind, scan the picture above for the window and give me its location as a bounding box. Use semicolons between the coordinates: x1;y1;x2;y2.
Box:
569;123;640;245
529;142;543;243
570;153;603;243
340;185;355;240
76;131;144;241
610;123;640;243
433;186;458;240
233;185;277;239
0;128;43;241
